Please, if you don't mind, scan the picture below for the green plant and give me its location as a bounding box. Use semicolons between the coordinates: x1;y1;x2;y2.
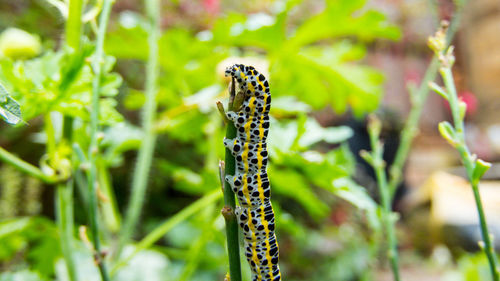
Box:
429;21;500;281
361;115;401;281
218;79;242;281
118;0;161;256
358;2;467;280
0;1;407;280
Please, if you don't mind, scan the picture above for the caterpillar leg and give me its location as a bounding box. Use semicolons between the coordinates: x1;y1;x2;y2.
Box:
226;111;247;128
223;137;241;156
225;174;242;194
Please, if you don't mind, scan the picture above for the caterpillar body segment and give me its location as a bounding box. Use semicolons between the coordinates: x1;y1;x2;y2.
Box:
225;172;271;209
224;64;281;281
223;138;269;173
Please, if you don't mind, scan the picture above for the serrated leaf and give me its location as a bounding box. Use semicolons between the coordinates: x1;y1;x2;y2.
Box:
0;82;22;125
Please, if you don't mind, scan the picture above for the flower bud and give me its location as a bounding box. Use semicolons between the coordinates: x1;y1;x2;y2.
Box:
0;28;41;60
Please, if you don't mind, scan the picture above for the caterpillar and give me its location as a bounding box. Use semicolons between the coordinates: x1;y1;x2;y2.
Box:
224;64;281;281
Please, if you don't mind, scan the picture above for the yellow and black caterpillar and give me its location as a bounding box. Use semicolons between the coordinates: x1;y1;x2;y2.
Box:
224;64;281;281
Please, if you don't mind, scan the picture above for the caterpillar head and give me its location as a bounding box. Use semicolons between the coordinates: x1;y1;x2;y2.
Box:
225;64;246;80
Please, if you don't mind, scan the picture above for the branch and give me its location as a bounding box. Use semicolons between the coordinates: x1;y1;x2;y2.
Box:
118;0;161;254
86;0;114;280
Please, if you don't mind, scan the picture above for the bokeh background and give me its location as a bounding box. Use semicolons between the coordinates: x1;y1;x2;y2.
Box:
0;0;500;280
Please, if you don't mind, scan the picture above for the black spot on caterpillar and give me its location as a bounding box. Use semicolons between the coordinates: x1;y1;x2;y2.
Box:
224;64;281;281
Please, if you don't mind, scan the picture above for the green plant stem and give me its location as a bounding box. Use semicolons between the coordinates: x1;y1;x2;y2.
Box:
367;128;401;281
440;67;499;280
0;146;57;183
57;1;84;278
118;0;161;254
221;78;242;281
98;158;121;233
56;181;77;281
66;0;83;50
86;1;114;280
387;2;466;196
111;190;222;274
57;117;78;281
44;114;57;164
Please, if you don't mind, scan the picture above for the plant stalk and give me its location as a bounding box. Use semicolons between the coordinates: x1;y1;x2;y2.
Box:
387;1;467;196
439;67;499;280
66;0;83;50
86;0;114;280
56;181;77;281
118;0;161;254
221;78;242;281
366;122;401;281
58;1;84;278
0;146;57;184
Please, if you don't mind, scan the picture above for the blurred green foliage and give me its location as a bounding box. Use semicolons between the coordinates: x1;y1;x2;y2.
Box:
0;0;409;280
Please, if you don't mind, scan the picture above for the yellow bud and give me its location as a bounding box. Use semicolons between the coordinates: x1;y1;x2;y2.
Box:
0;28;41;60
458;100;467;120
438;121;458;147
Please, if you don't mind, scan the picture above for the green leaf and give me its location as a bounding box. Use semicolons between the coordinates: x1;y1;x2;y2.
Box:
330;178;377;211
331;178;380;230
0;270;46;281
212;12;286;51
101;122;143;166
271;167;330;219
297;118;353;148
271;96;311;115
0;217;59;277
0;82;22;125
0;48;123;123
288;0;400;48
114;247;170;281
0;217;31;239
105;11;149;60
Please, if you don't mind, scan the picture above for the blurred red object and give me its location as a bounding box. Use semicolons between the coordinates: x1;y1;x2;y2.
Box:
404;69;421;85
459;91;478;116
329;205;348;226
443;90;478;118
203;0;219;15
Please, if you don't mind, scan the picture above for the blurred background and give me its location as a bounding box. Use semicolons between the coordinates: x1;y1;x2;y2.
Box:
0;0;500;280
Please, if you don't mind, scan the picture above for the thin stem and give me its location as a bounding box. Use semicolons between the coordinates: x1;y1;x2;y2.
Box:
221;78;242;281
366;124;401;281
66;0;83;50
57;117;77;281
86;1;114;280
118;0;161;254
473;180;500;279
0;146;57;184
44;114;57;165
56;182;77;281
97;158;121;233
111;190;222;274
388;2;466;196
56;1;84;279
438;67;499;280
